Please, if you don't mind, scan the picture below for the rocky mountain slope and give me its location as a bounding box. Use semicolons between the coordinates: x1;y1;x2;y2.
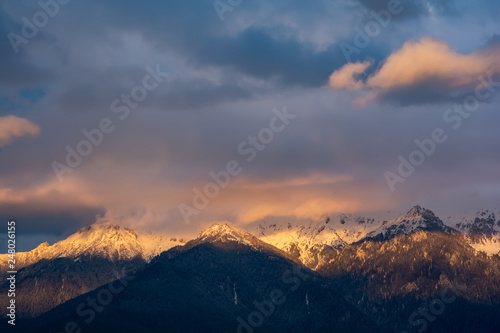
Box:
0;256;144;317
316;229;500;332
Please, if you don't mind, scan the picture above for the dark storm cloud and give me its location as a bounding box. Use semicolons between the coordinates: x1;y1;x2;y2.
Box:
0;0;388;112
0;17;53;89
43;0;368;90
184;27;389;89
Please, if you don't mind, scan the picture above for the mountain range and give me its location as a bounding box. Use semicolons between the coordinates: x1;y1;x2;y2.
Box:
1;206;500;332
257;205;500;270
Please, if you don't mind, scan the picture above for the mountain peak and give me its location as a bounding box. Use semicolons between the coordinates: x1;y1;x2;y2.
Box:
407;205;424;214
206;222;233;232
400;205;431;219
76;222;137;237
197;223;254;244
365;206;453;241
0;223;184;271
36;241;50;249
177;223;300;263
395;205;442;224
199;223;233;235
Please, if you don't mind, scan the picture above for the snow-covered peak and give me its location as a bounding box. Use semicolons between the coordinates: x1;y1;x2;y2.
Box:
402;205;426;218
199;223;240;238
394;205;438;225
197;223;257;246
33;241;50;252
192;223;291;257
365;206;453;241
63;223;140;255
0;223;184;271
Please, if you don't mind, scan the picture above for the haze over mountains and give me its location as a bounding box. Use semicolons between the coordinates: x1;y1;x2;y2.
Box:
1;206;500;332
4;205;499;273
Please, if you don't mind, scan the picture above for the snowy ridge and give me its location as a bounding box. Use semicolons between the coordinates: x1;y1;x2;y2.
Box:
0;223;184;271
257;214;385;248
256;214;386;269
451;209;500;255
257;206;500;266
2;206;499;274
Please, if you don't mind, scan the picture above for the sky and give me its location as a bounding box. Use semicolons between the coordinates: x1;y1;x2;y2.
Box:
1;0;500;251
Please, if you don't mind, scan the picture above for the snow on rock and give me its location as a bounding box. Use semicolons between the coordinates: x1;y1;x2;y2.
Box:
193;223;298;261
0;223;184;271
198;223;255;246
254;207;496;268
451;209;500;255
256;214;386;269
364;205;453;241
195;223;273;253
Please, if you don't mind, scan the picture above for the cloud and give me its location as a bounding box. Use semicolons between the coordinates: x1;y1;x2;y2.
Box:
328;37;500;105
0;115;40;147
0;13;54;90
328;61;372;90
0;177;106;236
2;87;500;250
356;0;458;19
1;0;500;251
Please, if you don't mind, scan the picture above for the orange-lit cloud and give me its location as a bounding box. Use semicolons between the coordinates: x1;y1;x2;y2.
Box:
0;115;40;147
328;37;500;105
293;197;361;219
328;61;372;90
233;193;363;223
366;37;497;88
200;173;389;225
0;160;391;237
232;173;353;190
